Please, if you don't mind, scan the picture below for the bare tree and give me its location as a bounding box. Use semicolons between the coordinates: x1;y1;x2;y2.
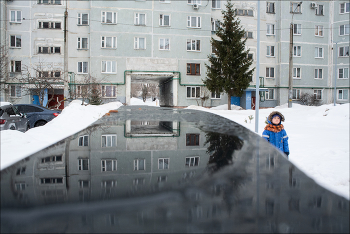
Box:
0;44;9;94
19;62;64;108
196;87;210;107
141;84;148;102
70;75;104;105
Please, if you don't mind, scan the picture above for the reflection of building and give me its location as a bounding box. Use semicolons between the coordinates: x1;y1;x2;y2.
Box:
1;114;348;233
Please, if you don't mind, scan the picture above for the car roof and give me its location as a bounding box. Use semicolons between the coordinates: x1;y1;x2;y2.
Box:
0;102;12;107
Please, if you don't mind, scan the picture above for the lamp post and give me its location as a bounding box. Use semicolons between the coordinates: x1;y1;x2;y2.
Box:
288;2;302;108
255;0;260;133
333;41;338;106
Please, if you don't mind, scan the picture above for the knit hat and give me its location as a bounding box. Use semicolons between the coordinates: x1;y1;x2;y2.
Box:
267;111;285;122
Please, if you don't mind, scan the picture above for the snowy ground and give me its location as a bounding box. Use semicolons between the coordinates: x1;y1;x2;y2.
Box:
1;98;349;200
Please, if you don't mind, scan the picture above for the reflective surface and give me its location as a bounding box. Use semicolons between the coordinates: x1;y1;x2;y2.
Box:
1;106;349;233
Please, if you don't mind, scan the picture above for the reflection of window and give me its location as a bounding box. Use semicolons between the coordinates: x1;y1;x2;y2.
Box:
79;135;89;146
40;178;63;184
290;177;299;187
266;155;275;169
158;158;169;169
134;159;145;170
133;178;145;185
79;180;90;188
101;159;117;171
187;63;200;75
338;90;349;100
185;156;200;167
15;182;26;191
101;134;116;147
310;196;322;208
157;175;167;182
78;159;89;170
16;166;26;175
41;155;62;163
289;198;300;211
265;199;274;215
186;134;199;146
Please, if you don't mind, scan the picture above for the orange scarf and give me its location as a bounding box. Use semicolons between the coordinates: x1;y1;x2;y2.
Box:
264;124;284;133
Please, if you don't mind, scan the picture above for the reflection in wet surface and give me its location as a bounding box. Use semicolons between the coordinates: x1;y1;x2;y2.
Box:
1;106;349;233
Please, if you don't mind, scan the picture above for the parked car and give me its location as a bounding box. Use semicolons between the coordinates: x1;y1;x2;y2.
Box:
14;104;61;128
0;102;28;132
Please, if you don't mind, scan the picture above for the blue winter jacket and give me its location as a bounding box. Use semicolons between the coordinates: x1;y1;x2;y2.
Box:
262;121;289;153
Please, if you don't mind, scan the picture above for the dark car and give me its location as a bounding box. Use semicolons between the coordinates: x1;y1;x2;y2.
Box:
0;102;28;132
14;104;61;128
0;106;348;233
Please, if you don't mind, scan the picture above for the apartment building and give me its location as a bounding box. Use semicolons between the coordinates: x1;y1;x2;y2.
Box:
1;0;349;109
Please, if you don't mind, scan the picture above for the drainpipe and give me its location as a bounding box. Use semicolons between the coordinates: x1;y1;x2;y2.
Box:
63;1;68;105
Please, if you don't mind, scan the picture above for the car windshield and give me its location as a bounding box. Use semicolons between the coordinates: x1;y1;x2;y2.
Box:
1;106;348;233
0;108;4;117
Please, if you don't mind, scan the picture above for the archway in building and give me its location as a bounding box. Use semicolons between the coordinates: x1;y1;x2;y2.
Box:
128;72;177;107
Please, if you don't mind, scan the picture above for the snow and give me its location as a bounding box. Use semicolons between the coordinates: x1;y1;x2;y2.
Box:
0;99;348;200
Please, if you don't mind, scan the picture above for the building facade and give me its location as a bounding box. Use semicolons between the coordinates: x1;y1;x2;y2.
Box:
1;0;349;109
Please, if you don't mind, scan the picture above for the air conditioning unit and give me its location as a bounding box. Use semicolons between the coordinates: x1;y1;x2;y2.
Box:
310;2;317;8
193;4;199;9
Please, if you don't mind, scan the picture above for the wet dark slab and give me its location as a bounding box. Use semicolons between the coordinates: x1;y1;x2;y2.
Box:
1;106;348;233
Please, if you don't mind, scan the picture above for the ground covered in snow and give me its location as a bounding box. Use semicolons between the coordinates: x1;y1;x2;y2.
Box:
1;98;349;200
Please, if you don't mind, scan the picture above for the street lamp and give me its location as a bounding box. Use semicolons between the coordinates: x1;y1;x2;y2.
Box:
288;2;302;108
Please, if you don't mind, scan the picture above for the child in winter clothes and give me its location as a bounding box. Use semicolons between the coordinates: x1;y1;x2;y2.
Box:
262;111;290;158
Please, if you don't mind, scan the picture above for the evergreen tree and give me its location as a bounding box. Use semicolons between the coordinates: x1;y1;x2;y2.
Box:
204;0;254;110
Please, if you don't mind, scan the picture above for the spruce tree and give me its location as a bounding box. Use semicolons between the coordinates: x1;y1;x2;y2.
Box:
204;0;254;110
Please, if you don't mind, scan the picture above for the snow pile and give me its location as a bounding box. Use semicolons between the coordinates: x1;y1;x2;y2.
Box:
130;97;160;106
0;100;123;170
0;101;349;200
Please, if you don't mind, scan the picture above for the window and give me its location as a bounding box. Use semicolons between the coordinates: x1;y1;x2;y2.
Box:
315;25;323;36
77;62;88;74
187;86;200;98
340;24;349;35
160;0;171;3
266;67;274;78
78;159;89;170
313;90;322;100
79;180;90;188
38;71;61;78
41;155;62;163
10;85;21;97
236;9;254;16
16;166;26;175
134;37;146;49
101;159;117;171
248;53;253;60
77;13;89;25
212;0;220;9
186;133;199;146
339;68;349;79
185;156;200;167
340;2;350;13
40;178;63;184
293;45;301;57
243;31;253;39
38;21;61;29
290;2;301;13
316;5;324;15
211;18;220;32
293;67;301;79
187;63;200;75
158;176;167;183
101;36;117;49
101;61;116;73
159;14;170;26
37;0;61;4
266;24;275;35
338;89;349;100
188;0;201;5
135;13;146;25
187;39;200;51
187;16;201;28
266;2;275;13
339;46;349;57
133;178;145;185
265;89;274;100
292;89;301;100
10;35;21;48
211;92;221;99
102;85;117;97
159;38;170;50
101;134;116;147
134;159;145;171
101;11;117;24
10;60;21;73
315;47;323;58
158;158;169;170
266;46;275;57
314;69;323;79
10;10;22;23
78;135;89;146
38;46;61;54
293;24;301;35
77;37;88;49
